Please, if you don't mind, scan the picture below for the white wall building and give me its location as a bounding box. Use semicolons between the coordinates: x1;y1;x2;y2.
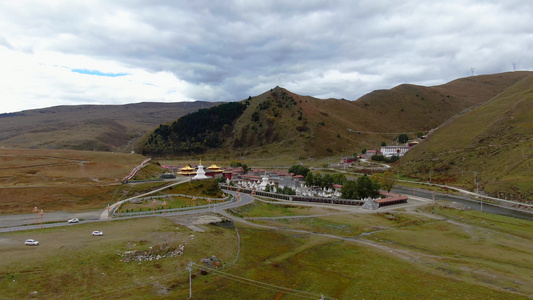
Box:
380;146;411;157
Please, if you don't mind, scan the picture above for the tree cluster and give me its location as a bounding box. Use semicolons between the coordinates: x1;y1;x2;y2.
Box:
305;172;346;189
371;171;397;192
142;102;246;156
230;161;250;174
288;165;310;177
340;175;380;200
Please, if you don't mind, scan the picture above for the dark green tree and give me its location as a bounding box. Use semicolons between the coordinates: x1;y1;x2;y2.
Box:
289;165;310;177
313;173;323;187
356;175;380;199
332;173;347;185
321;174;334;189
398;133;409;144
341;180;358;199
305;172;314;187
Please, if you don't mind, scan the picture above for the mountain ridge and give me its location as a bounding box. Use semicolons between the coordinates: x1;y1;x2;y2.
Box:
139;71;531;160
0;101;221;151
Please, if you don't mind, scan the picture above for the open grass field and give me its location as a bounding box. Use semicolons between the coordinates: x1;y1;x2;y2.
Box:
119;179;226;213
1;198;531;299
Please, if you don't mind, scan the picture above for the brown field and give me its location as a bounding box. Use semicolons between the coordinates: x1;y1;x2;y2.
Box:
0;148;165;214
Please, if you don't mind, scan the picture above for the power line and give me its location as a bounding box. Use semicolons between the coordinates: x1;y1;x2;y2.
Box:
192;263;335;299
79;261;334;300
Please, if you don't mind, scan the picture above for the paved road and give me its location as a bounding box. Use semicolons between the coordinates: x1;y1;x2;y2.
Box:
0;191;255;233
3;181;531;233
392;186;533;221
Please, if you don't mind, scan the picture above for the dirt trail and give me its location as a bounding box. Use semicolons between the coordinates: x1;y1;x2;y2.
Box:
219;200;532;298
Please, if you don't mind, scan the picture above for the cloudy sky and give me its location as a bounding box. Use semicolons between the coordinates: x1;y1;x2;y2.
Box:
1;0;531;114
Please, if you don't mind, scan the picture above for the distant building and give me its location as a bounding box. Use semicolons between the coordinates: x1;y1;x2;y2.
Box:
206;164;223;178
380;146;410;157
293;175;305;181
340;156;356;164
278;177;300;190
177;166;196;176
160;173;176;179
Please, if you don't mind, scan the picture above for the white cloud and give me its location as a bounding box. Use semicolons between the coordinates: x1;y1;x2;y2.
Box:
0;47;193;112
0;0;532;113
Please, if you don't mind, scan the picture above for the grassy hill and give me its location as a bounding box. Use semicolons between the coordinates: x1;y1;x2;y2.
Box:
140;72;531;162
397;73;533;202
0;101;220;152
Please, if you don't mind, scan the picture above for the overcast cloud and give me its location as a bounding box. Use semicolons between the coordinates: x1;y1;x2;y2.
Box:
0;0;531;113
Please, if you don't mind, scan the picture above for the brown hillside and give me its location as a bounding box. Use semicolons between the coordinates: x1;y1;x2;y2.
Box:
396;73;533;202
210;72;530;161
0;101;220;152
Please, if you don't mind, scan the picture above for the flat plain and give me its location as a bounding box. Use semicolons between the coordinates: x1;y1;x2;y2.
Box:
1;198;532;299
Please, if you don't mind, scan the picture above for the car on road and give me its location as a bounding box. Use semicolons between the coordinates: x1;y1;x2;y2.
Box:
67;218;79;223
25;239;39;246
92;231;103;236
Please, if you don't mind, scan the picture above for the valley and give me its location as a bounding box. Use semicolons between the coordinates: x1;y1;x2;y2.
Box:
1;71;532;299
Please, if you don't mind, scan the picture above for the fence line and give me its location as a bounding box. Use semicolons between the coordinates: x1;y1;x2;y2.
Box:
112;194;232;217
220;185;365;206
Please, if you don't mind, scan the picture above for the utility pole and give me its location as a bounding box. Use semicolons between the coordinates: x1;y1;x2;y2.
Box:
473;171;481;212
187;262;193;298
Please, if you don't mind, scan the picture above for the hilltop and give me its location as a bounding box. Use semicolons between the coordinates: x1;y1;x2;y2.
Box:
397;73;533;202
0;101;220;152
140;72;531;161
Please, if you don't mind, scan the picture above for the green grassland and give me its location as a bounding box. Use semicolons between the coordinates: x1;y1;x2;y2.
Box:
1;199;531;299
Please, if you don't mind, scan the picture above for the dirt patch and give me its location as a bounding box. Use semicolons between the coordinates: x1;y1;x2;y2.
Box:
167;214;223;227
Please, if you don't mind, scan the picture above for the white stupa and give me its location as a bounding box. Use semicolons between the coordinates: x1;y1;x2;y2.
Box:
193;160;209;180
258;172;270;190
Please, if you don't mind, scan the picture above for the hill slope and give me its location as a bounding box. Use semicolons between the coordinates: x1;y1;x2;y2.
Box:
397;73;533;202
140;72;531;161
0;102;220;152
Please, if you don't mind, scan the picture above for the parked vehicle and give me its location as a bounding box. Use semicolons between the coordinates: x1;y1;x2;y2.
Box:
25;239;39;246
92;231;103;236
67;218;79;223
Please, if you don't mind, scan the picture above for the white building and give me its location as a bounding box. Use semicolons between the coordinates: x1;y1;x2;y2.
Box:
380;146;411;157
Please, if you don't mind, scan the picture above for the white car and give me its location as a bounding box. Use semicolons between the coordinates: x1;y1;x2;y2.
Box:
67;218;79;223
25;239;39;246
92;231;103;236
